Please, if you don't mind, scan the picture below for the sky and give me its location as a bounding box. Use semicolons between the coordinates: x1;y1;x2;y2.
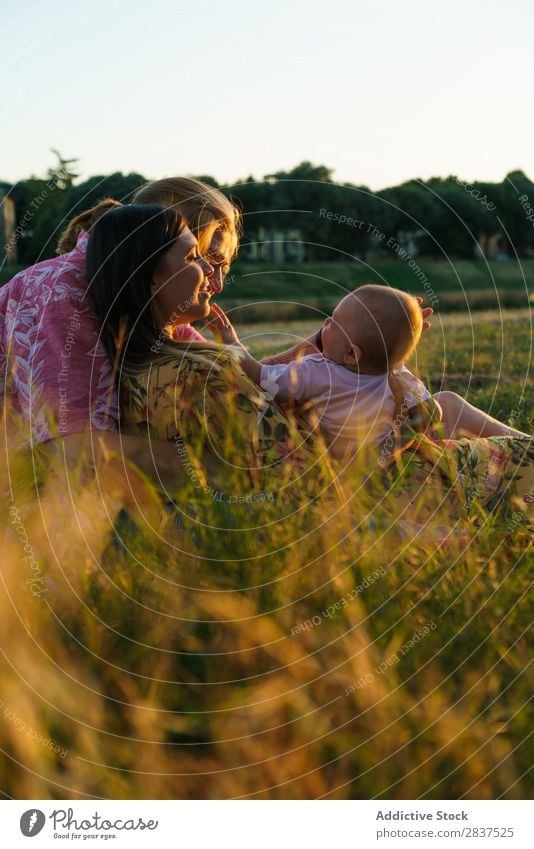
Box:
2;0;533;190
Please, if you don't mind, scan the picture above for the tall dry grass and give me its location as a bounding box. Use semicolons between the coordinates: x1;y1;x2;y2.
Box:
1;400;531;800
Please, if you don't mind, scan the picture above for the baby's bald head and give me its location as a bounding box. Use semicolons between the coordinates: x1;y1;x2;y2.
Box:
324;284;423;373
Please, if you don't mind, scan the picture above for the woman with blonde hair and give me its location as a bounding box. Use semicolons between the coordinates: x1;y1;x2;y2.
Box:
132;176;240;295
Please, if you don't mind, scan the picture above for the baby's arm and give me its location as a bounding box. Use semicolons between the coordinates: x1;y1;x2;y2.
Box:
206;304;310;403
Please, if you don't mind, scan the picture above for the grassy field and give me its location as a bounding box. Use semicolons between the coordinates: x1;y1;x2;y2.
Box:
0;310;532;800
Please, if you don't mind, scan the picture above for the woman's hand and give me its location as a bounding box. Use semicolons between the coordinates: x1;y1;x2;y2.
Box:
205;302;241;346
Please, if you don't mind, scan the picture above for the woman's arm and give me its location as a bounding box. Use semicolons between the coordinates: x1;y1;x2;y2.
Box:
3;431;185;560
387;373;442;439
408;398;443;433
261;333;321;366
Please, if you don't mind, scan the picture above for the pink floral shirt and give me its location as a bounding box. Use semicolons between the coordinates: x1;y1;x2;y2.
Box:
0;232;204;447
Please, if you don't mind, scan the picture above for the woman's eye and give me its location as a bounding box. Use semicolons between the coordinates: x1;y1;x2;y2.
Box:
209;261;230;276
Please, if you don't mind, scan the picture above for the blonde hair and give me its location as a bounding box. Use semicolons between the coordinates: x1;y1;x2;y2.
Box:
56;198;122;254
133;176;241;262
347;284;423;372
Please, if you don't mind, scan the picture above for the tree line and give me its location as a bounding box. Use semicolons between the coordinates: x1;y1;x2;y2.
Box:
2;154;534;267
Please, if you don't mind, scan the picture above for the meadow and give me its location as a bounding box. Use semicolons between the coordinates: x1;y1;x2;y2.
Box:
2;257;534;309
0;308;532;800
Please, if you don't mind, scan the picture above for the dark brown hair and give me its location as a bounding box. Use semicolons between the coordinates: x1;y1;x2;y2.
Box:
86;204;187;370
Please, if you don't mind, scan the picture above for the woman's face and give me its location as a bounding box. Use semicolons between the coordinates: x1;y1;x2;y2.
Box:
203;230;231;295
152;227;214;325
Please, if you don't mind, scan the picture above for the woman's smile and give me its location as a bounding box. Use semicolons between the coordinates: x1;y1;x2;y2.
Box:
152;227;214;324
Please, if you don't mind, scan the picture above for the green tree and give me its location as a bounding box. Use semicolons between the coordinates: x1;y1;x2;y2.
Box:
63;171;147;220
493;170;534;256
27;150;80;259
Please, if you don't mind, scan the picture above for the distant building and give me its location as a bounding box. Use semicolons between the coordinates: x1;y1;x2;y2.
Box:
0;191;17;265
474;232;510;261
367;228;422;258
245;227;306;262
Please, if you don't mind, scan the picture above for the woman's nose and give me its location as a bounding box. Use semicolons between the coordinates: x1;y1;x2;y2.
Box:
200;256;214;278
208;267;224;294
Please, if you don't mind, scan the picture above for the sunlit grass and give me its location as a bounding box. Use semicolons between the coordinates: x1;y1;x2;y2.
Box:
0;311;532;800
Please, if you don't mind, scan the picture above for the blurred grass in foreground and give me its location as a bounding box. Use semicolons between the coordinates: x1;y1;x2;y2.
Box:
0;311;532;800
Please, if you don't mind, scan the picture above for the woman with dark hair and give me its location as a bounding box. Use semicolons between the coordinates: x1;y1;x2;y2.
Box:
86;204;534;525
87;204;213;367
1;179;242;514
87;204;300;482
0;179;239;450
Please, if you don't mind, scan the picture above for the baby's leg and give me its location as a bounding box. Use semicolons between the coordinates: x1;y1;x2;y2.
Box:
434;391;530;439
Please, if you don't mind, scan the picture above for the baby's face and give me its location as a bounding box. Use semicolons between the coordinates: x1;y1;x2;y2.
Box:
321;297;360;364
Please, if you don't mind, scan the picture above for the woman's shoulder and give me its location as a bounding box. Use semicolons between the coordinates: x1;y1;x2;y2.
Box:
155;345;244;383
3;244;87;305
119;345;288;449
121;346;250;405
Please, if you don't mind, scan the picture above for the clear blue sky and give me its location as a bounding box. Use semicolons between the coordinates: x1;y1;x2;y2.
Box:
2;0;532;189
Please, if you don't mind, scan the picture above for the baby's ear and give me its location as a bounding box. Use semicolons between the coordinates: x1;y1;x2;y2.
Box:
344;344;362;367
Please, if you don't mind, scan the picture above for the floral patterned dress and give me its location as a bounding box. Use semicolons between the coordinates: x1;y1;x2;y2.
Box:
119;347;534;529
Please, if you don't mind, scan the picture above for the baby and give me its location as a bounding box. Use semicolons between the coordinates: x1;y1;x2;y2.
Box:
208;284;438;460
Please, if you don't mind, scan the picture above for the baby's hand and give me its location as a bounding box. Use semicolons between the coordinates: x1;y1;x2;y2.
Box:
205;302;241;346
416;297;433;332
